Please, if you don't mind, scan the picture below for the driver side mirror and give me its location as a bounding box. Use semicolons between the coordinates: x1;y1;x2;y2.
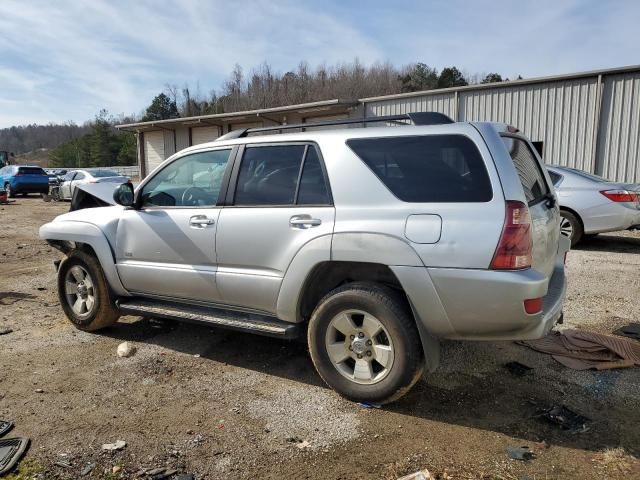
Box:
113;182;135;207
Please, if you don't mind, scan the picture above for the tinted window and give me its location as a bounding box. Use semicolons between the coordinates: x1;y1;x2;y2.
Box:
74;172;85;180
297;148;331;205
18;167;46;175
347;135;492;202
548;170;562;186
235;145;305;205
142;149;231;207
91;170;119;178
502;137;549;204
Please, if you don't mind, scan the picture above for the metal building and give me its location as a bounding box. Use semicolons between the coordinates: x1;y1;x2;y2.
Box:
118;64;640;183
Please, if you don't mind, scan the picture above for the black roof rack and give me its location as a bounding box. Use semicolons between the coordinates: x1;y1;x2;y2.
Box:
216;111;454;141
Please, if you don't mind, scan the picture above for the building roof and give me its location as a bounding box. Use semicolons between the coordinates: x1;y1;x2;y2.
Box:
116;98;358;132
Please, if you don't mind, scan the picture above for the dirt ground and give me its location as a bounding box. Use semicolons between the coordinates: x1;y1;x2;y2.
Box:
1;197;639;480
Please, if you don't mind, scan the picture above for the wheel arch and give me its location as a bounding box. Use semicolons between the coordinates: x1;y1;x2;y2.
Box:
40;220;129;296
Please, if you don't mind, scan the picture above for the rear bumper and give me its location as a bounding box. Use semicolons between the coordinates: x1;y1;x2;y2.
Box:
583;203;640;234
11;180;49;193
392;254;568;341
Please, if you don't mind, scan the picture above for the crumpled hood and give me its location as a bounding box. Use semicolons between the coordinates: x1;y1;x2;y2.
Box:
51;205;124;224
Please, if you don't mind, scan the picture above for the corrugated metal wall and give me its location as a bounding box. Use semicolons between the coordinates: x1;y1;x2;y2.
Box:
362;70;640;183
597;72;640;183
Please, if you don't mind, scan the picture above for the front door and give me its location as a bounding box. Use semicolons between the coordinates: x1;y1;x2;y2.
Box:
115;147;233;302
216;143;335;313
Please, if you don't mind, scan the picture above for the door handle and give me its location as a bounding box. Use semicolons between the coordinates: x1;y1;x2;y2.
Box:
290;215;321;228
189;215;215;227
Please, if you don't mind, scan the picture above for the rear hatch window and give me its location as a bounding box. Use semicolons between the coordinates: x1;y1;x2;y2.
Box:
18;167;46;175
347;135;492;202
501;137;550;204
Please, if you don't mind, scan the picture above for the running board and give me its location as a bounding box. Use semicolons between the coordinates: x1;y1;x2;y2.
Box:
117;299;299;339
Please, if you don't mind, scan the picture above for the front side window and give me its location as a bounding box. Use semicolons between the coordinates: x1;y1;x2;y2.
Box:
502;136;550;205
141;149;231;207
347;135;492;202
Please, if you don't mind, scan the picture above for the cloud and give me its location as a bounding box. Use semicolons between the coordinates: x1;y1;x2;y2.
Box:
0;0;637;127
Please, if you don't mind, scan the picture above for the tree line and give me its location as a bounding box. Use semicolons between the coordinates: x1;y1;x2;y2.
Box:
2;60;515;167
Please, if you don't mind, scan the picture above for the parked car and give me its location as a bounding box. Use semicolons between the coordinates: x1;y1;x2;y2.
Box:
40;114;569;404
547;166;640;246
57;169;129;200
0;165;50;197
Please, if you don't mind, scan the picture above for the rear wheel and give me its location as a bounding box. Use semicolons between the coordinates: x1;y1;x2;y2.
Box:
308;283;423;404
560;210;583;247
57;250;120;331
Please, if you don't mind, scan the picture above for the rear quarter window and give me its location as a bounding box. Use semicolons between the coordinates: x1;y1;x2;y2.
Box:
501;136;550;204
346;134;492;202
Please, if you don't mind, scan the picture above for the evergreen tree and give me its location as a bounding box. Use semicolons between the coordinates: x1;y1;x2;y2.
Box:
142;93;179;121
437;67;468;88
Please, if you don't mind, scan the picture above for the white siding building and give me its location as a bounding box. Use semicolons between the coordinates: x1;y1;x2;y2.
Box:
118;65;640;183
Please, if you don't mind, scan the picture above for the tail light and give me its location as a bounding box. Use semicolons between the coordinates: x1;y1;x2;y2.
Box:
600;189;638;203
490;200;533;270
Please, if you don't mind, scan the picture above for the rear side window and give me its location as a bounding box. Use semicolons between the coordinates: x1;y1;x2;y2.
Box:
234;144;331;206
18;167;46;175
347;135;492;202
502;137;550;204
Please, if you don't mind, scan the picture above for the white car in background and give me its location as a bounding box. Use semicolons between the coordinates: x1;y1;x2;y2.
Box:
547;166;640;246
58;169;129;200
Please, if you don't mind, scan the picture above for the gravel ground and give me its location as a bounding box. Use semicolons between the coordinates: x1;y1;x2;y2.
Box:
0;197;639;479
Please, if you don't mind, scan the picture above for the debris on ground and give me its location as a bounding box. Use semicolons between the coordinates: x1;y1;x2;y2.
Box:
0;419;13;437
507;445;535;461
504;361;533;376
101;440;127;451
0;327;13;335
112;465;122;474
296;440;311;449
0;437;30;476
34;388;44;393
80;462;95;476
357;402;382;409
613;323;640;341
518;329;640;370
116;342;136;358
397;469;432;480
535;404;591;433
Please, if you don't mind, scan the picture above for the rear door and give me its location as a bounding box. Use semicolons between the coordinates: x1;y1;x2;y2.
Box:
215;143;335;313
501;135;560;276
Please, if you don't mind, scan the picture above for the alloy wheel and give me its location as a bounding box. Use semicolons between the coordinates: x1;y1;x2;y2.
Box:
325;309;395;385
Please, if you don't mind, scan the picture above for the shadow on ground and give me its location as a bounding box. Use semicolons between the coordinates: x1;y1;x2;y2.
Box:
100;316;640;457
575;232;640;254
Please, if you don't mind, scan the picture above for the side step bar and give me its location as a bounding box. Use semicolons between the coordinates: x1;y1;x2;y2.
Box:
117;299;299;339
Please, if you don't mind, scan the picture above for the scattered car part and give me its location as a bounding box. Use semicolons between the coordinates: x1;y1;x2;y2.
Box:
0;420;13;437
504;361;533;376
536;404;591;433
101;440;126;451
397;469;433;480
506;445;535;461
0;437;30;476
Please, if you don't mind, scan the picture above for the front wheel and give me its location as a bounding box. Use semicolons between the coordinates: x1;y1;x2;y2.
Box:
57;250;120;331
4;183;13;198
308;283;423;404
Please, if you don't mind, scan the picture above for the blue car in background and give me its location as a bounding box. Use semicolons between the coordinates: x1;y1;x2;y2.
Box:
0;165;50;197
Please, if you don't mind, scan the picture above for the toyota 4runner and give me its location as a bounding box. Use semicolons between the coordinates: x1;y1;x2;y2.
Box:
40;113;569;404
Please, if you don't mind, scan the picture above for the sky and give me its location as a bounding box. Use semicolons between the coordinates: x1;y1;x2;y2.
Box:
0;0;638;128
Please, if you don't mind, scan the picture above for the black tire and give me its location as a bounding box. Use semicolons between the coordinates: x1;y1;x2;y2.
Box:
57;250;120;331
4;183;13;198
560;210;583;247
308;282;423;404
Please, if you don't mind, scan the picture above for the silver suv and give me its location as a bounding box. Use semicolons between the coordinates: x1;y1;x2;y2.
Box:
40;113;569;404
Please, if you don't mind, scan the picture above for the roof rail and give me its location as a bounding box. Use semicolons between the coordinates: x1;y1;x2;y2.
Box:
216;111;454;141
